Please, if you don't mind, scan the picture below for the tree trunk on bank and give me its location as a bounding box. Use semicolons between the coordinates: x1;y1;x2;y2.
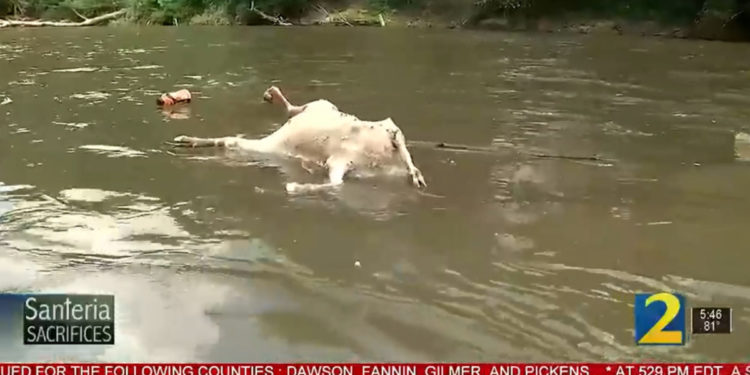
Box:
0;9;126;28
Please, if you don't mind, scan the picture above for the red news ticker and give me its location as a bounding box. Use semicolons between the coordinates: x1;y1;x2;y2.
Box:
1;364;749;375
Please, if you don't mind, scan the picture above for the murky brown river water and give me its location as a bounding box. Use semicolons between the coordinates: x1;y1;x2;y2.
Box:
1;26;750;362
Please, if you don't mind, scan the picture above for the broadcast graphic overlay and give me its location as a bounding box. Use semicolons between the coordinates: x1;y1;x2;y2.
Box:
634;292;733;346
2;363;750;375
0;294;114;345
692;308;732;334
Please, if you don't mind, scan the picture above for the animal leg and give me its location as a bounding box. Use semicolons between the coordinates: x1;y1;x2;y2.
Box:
171;135;240;148
170;135;270;152
392;130;427;188
263;86;305;118
286;156;349;194
300;159;319;174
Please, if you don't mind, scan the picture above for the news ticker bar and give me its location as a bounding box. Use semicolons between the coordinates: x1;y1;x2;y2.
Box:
1;364;749;375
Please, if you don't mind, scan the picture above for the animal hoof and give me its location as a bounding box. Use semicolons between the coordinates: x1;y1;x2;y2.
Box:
172;135;196;147
410;168;427;189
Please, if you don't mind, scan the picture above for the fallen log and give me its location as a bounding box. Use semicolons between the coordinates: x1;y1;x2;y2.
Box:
250;1;292;26
0;9;127;28
313;4;353;27
306;6;384;26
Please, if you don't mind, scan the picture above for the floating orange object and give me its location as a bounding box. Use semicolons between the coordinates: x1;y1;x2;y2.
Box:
156;89;192;106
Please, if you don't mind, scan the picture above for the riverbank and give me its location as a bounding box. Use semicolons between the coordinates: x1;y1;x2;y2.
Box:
469;16;748;42
2;0;749;42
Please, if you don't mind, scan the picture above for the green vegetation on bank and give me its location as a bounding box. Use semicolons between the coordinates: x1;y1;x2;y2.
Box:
1;0;750;40
473;0;750;39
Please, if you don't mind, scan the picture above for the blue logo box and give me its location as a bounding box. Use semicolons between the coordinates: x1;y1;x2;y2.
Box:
634;292;686;345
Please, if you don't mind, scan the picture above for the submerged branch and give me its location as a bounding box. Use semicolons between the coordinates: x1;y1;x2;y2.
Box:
409;141;608;162
0;9;127;28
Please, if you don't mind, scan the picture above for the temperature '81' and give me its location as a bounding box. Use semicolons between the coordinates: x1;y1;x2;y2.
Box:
692;307;732;334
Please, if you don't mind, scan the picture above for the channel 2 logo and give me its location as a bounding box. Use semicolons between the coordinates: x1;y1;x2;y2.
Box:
634;292;732;346
634;293;686;345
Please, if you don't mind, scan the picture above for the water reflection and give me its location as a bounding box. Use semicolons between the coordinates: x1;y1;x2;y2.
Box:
735;132;750;161
161;104;192;120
